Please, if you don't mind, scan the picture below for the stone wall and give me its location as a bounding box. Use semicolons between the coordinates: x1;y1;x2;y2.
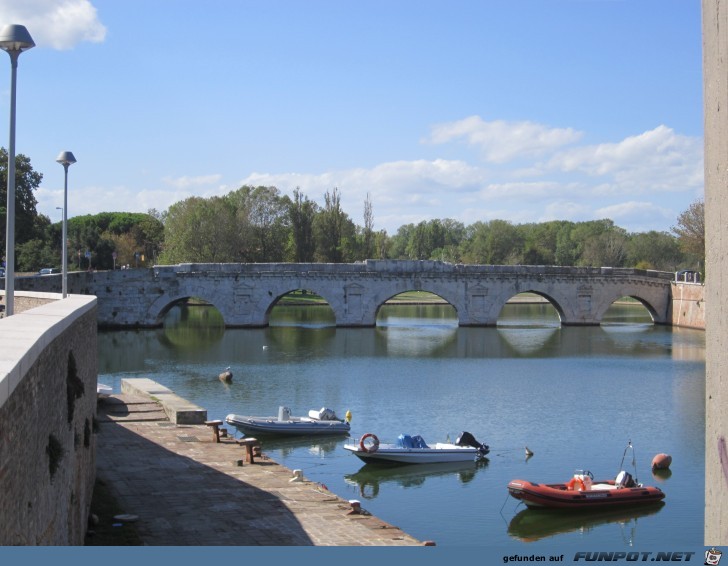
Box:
671;282;706;330
0;294;98;545
704;0;728;545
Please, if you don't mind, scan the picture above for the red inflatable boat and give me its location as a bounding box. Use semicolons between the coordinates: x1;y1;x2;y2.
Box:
507;470;665;510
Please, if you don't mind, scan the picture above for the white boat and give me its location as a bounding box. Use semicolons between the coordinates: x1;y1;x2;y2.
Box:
225;406;351;436
97;383;113;398
344;431;490;465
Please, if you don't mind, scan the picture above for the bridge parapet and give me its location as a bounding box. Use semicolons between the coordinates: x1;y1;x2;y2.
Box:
155;261;675;279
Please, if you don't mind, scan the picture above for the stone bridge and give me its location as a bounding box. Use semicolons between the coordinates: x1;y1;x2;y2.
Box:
14;260;675;328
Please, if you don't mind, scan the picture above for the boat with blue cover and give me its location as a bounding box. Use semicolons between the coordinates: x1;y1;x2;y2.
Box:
343;431;490;465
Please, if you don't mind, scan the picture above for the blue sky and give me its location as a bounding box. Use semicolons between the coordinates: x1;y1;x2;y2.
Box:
1;0;704;235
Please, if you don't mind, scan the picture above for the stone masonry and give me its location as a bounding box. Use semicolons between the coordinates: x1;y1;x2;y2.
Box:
0;296;98;545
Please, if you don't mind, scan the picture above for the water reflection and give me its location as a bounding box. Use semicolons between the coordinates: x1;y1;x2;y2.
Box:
497;327;560;356
507;503;665;543
248;435;342;459
161;305;225;349
270;305;336;327
345;460;489;500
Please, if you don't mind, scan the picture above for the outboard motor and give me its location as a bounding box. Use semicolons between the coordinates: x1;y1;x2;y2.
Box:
615;470;636;488
455;431;490;458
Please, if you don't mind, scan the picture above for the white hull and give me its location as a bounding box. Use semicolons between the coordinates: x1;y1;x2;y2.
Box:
226;413;350;436
344;442;484;464
97;383;113;398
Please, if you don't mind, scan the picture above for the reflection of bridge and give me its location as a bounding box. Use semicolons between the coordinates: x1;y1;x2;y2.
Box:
15;260;675;328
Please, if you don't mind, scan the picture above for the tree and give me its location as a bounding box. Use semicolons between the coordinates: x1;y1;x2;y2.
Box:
159;197;238;263
627;231;683;271
0;148;46;261
315;187;352;262
672;199;705;269
65;212;164;269
363;193;374;260
288;188;317;262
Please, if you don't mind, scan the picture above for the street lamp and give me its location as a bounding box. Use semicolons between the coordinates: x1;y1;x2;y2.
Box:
1;24;35;316
56;151;76;299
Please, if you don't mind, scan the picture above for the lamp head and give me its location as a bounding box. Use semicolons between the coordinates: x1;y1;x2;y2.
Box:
0;24;35;54
56;151;77;166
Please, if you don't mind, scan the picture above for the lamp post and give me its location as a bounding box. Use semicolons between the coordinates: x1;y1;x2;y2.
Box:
1;24;35;316
56;151;76;299
55;206;63;277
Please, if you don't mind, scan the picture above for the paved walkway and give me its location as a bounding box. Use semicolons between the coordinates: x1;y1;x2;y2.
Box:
96;394;422;546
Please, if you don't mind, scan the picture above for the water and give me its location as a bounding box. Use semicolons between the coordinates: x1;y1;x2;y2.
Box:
98;302;705;550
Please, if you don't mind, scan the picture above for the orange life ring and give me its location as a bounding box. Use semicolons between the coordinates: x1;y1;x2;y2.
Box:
359;433;380;453
566;477;586;491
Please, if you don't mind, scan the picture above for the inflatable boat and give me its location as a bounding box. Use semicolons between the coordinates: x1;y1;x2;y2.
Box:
226;406;350;436
507;470;665;510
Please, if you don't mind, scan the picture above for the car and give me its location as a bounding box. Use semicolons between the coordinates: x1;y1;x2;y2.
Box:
38;268;60;275
0;267;5;277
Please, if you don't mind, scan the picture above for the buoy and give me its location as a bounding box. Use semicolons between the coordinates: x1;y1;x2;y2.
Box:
345;409;352;423
652;453;672;470
219;367;233;383
290;469;304;482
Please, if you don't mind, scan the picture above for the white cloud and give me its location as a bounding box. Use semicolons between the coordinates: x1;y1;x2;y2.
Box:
0;0;106;50
241;158;487;213
235;121;703;234
541;200;594;223
162;174;223;190
425;115;583;163
595;201;675;230
545;125;703;194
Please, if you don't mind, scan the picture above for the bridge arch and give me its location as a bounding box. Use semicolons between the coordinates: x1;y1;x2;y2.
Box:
594;292;661;324
266;288;337;326
494;290;567;326
374;290;459;325
147;293;227;327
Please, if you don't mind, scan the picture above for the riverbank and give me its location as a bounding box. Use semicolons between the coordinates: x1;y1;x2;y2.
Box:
93;387;423;546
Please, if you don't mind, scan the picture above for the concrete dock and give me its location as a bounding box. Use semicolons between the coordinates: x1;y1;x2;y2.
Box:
95;385;423;546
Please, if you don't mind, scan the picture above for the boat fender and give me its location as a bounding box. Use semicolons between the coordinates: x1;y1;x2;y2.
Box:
565;477;586;491
359;433;380;453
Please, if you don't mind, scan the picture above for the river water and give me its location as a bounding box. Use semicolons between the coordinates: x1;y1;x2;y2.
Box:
97;302;705;550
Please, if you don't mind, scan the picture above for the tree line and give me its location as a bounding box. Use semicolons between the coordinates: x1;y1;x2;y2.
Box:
0;150;705;273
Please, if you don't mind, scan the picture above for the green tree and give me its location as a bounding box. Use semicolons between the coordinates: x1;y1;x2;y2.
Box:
66;212;164;269
362;193;375;260
463;220;523;264
159;197;238;263
627;231;683;270
314;187;355;262
0;148;46;262
288;187;317;262
672;198;705;270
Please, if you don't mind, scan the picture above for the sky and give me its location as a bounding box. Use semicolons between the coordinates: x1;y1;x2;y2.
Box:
0;0;704;236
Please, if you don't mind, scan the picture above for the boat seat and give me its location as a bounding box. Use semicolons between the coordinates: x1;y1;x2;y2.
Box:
590;483;618;491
